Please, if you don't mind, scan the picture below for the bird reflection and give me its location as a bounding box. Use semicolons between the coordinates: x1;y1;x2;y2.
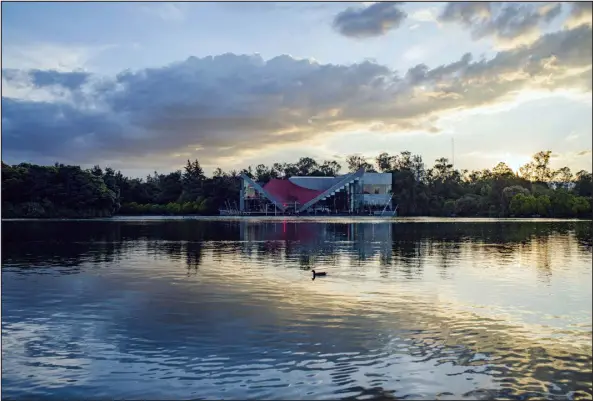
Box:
312;269;327;280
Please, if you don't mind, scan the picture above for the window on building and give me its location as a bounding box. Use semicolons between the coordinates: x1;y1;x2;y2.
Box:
363;183;391;195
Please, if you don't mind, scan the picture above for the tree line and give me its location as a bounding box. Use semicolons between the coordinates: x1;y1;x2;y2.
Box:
2;150;592;218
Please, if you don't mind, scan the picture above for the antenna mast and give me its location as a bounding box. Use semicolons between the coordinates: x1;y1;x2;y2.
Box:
451;137;455;169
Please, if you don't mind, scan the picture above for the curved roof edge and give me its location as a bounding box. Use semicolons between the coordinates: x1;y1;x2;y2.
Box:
288;176;341;191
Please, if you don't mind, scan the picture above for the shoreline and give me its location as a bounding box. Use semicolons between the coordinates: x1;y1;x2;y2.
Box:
2;215;591;223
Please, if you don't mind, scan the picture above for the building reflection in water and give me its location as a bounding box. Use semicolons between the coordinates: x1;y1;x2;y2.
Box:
3;219;591;284
2;219;591;400
238;221;395;270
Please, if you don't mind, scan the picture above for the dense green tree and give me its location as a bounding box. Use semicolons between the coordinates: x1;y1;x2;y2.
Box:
346;155;375;173
391;169;428;216
255;164;279;182
574;170;593;197
492;162;515;177
536;195;551;216
532;150;554;182
179;159;205;202
213;167;224;178
375;152;393;173
295;157;318;176
90;165;103;177
156;171;183;204
572;196;592;218
502;186;530;212
2;149;591;219
2;163;117;218
550;189;575;217
240;165;254;179
509;194;538;217
280;163;298;178
455;194;482;217
319;160;342;176
554;167;573;185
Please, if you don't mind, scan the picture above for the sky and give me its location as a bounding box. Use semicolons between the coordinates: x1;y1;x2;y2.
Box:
2;1;592;178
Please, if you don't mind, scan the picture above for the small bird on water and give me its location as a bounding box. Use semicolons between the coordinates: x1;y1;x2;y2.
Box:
312;270;327;280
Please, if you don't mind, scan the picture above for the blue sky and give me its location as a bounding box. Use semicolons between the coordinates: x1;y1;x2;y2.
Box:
2;1;592;177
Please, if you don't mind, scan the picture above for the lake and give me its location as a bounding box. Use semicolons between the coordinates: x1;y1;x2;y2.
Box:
2;217;592;400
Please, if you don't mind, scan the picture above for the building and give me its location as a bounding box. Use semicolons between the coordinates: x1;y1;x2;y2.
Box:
547;181;576;191
238;168;396;215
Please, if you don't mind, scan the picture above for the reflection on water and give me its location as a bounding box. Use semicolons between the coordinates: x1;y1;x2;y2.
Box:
2;218;592;400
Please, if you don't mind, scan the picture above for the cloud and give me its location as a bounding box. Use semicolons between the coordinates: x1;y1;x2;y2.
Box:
2;24;592;171
565;1;592;28
566;133;580;142
2;43;114;72
438;2;564;47
28;69;91;90
409;7;438;23
551;149;593;165
1;69;92;104
332;2;408;38
140;2;186;22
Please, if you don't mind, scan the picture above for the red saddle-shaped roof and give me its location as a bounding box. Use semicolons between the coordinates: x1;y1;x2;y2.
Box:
262;179;324;206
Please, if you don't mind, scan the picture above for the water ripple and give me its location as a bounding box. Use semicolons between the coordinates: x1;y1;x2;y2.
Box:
2;219;592;400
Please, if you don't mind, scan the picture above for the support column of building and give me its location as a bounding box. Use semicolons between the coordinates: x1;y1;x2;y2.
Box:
351;181;356;213
346;183;350;212
345;184;350;212
239;182;245;212
353;180;360;213
350;182;354;213
348;182;354;213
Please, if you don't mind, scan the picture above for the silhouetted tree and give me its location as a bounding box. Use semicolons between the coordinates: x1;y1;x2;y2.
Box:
2;149;590;218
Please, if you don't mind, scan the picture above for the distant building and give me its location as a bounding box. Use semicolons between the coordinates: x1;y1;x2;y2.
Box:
238;169;395;215
547;181;576;191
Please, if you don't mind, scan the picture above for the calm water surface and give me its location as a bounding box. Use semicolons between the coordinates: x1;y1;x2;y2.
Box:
2;217;592;400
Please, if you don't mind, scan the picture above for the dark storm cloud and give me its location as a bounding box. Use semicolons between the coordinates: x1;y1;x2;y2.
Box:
438;2;564;44
332;2;408;38
2;24;591;168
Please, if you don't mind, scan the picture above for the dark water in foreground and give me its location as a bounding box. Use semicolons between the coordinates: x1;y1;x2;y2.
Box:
2;217;592;400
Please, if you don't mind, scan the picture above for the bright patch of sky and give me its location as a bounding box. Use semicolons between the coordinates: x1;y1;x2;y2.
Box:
2;2;591;177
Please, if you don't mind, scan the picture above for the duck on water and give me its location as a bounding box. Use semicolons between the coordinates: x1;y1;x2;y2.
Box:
312;270;327;280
